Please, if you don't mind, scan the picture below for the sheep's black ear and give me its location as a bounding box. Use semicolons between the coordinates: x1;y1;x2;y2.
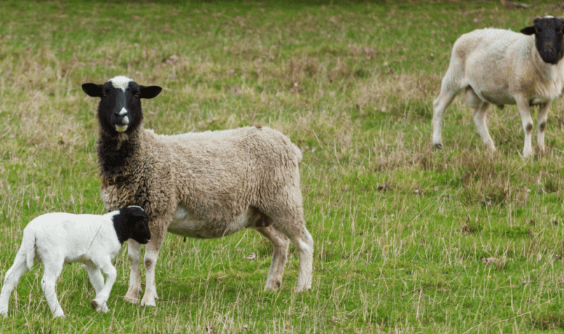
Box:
82;83;103;97
521;26;536;35
139;86;162;99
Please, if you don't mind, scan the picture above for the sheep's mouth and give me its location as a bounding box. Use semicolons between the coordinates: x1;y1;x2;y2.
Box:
115;124;128;132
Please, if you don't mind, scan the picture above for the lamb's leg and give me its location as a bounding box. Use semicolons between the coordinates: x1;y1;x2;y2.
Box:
124;239;142;303
41;260;65;318
432;70;462;149
537;102;550;153
90;262;116;313
516;96;535;157
141;228;166;307
257;225;290;291
84;265;108;313
0;252;29;316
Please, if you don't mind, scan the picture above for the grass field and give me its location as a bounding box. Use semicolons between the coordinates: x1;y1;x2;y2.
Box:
2;0;564;332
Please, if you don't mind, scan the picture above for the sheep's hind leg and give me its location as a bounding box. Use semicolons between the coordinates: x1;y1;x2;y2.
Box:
537;102;550;153
257;224;290;291
41;260;65;318
265;195;313;292
0;251;29;316
141;227;166;307
466;87;495;152
124;239;142;303
432;79;461;149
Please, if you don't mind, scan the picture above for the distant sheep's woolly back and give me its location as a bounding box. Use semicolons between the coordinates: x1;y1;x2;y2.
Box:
432;16;564;157
0;207;151;318
82;78;313;307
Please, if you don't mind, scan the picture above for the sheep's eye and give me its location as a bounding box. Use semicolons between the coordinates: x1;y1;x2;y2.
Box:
135;93;140;98
103;93;107;97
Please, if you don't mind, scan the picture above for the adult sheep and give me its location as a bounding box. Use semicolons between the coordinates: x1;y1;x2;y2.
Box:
81;76;313;307
432;16;564;157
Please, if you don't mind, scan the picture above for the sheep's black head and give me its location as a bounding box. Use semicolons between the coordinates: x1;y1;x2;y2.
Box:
82;76;162;136
113;206;151;245
521;16;564;65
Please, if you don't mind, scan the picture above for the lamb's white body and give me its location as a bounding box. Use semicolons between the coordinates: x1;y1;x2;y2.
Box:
0;212;123;318
432;28;564;157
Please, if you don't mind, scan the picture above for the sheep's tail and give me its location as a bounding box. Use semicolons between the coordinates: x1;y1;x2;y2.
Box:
21;229;36;269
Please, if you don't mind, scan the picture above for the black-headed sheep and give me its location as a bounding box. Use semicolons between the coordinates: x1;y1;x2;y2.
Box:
0;206;150;318
81;76;313;307
432;16;564;157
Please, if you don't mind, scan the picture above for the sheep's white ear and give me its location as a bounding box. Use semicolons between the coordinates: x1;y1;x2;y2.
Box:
520;26;536;35
82;83;103;97
139;86;162;99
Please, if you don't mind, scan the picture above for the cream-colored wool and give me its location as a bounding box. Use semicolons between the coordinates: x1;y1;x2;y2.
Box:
432;27;564;157
98;125;313;306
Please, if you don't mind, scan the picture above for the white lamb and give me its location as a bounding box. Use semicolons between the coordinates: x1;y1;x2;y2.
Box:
432;16;564;157
0;206;150;318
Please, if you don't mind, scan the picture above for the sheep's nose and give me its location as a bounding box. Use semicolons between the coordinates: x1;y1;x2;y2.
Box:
115;107;128;116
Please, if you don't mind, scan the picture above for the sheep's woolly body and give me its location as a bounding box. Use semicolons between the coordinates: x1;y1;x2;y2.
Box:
432;27;564;157
100;126;303;235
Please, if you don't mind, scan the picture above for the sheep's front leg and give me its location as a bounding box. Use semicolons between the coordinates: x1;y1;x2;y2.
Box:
124;239;142;303
516;97;535;157
90;262;116;313
141;229;166;307
84;265;108;313
41;260;65;318
0;252;29;316
537;102;550;153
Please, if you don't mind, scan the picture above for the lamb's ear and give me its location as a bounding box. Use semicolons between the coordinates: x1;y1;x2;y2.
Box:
521;26;536;35
82;83;103;97
139;86;162;99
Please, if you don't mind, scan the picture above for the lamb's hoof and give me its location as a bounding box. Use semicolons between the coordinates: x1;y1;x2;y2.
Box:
264;280;282;291
433;143;443;149
0;310;7;317
53;311;65;318
91;300;98;310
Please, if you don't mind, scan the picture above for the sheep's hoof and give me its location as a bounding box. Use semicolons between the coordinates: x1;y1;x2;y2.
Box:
91;300;98;310
124;296;140;304
433;143;443;149
140;297;156;307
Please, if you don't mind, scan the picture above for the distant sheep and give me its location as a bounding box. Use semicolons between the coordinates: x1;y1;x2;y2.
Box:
81;76;313;307
432;16;564;157
0;207;150;318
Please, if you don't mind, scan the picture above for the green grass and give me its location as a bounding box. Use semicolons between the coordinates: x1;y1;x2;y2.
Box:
1;0;564;332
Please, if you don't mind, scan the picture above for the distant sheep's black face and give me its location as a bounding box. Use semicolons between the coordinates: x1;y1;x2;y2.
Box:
82;76;162;136
521;17;564;65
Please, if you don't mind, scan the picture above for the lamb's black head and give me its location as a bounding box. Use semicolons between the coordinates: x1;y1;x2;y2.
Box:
113;206;151;245
521;16;564;65
82;76;162;135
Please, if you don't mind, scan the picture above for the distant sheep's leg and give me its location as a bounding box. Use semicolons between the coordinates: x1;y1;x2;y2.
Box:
41;260;65;318
257;225;290;291
465;87;495;152
124;239;142;303
91;262;116;313
141;229;166;307
0;252;29;316
537;102;550;153
516;97;535;157
432;78;461;149
471;104;495;152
